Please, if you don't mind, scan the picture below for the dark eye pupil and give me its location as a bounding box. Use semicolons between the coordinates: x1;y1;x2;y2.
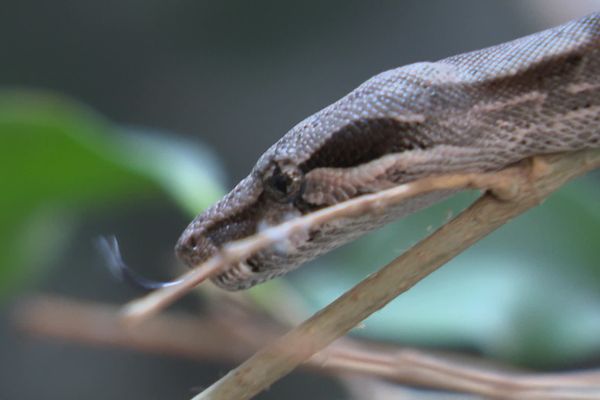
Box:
271;173;291;194
265;164;303;202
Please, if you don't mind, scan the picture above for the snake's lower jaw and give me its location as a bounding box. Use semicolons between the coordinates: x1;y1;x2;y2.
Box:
211;260;272;290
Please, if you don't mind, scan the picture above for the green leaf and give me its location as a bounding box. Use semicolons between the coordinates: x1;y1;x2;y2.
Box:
115;127;226;216
0;90;225;297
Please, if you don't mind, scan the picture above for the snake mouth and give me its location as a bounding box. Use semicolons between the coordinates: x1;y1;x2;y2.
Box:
211;259;266;290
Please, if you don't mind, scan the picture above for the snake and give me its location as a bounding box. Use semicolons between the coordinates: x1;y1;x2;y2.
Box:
100;12;600;291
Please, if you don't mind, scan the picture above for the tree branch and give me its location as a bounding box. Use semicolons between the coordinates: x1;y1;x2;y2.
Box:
16;294;600;399
121;166;523;324
190;149;600;400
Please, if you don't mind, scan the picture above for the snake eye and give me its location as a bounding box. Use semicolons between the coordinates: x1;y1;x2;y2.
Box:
264;163;303;202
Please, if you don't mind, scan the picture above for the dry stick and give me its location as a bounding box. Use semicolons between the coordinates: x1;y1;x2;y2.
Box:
17;295;600;399
122;171;517;325
336;349;600;399
318;347;600;399
14;296;252;362
192;149;600;400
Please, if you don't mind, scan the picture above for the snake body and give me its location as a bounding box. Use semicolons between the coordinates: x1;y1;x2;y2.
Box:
173;13;600;290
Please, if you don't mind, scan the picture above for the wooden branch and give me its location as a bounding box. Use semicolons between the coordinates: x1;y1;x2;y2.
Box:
191;149;600;400
319;348;600;399
14;296;253;362
122;169;522;324
16;295;600;399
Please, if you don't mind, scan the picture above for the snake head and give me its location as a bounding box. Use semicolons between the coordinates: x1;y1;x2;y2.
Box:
175;156;312;290
176;71;434;290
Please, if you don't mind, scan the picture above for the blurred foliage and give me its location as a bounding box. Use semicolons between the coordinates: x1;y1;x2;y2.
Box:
2;89;599;369
0;90;225;297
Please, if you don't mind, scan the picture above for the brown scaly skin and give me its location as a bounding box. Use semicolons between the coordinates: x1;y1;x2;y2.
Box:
171;13;600;290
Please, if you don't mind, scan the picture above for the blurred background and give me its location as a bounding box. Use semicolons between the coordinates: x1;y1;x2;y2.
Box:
1;1;599;399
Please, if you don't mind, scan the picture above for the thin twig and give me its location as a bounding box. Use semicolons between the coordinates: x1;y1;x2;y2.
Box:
320;349;600;399
191;149;600;400
14;295;252;362
121;171;515;324
16;295;600;399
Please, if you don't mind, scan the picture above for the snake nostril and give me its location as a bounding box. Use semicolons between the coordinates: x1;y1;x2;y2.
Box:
175;234;196;259
175;229;220;269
